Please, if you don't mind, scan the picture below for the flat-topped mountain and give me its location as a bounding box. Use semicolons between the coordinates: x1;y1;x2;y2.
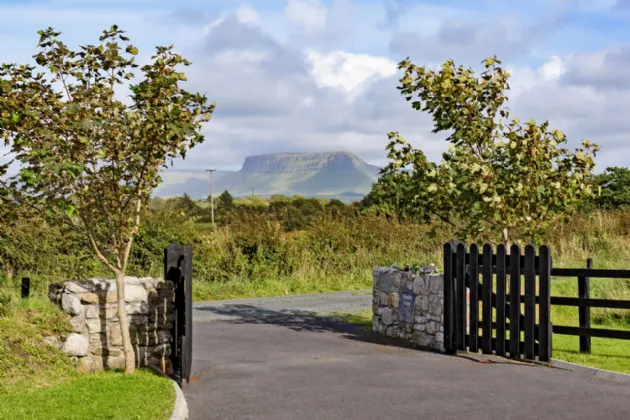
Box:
154;151;381;199
240;152;372;173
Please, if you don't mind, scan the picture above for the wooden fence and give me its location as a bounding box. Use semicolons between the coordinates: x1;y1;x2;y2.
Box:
551;259;630;353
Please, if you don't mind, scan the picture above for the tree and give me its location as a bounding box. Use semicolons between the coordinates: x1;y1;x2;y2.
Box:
0;26;215;373
177;193;200;214
376;56;599;246
594;167;630;210
217;190;234;211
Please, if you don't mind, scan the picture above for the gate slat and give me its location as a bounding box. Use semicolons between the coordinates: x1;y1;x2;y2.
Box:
468;244;480;353
524;245;536;360
509;244;521;358
496;245;507;357
538;245;551;362
184;244;194;383
456;243;467;351
481;244;493;354
443;243;455;353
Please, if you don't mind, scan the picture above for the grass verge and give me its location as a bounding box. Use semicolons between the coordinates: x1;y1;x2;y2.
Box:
0;369;175;420
193;269;373;301
550;278;630;374
0;293;175;419
0;293;76;393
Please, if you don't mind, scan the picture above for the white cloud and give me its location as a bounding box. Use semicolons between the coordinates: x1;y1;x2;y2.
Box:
537;55;566;80
285;0;327;35
305;50;397;93
236;4;260;26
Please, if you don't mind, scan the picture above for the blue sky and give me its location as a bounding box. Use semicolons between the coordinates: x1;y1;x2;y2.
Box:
1;0;630;174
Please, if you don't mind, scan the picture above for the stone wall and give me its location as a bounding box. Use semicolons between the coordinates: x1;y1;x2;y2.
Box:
372;267;445;352
48;277;174;373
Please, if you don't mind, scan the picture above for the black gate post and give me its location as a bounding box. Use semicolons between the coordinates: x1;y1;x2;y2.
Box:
443;242;455;354
164;243;193;386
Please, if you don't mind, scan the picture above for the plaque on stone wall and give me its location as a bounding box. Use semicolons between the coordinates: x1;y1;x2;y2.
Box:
398;288;416;323
378;273;393;293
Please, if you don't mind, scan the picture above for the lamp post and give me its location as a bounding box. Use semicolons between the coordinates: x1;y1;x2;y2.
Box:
206;169;216;227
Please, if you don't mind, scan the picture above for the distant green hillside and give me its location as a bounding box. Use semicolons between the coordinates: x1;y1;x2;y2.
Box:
154;151;381;199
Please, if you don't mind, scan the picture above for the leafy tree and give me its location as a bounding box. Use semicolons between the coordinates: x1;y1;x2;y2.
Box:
217;190;234;210
0;26;215;373
177;193;200;214
377;56;599;246
360;177;407;222
594;167;630;210
269;194;291;204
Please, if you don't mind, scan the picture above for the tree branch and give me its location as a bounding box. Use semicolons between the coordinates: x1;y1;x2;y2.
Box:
80;212;117;271
82;214;118;273
121;197;141;273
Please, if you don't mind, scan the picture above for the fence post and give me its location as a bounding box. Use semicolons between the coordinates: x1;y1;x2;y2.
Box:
578;258;592;354
21;277;30;299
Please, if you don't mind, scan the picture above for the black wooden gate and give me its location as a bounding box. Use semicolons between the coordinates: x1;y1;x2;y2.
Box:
444;242;552;363
164;243;193;385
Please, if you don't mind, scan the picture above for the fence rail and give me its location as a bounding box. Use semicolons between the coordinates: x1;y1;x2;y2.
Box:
0;277;30;298
550;257;630;354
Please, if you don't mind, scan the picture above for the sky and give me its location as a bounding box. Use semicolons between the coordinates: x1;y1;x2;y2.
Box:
1;0;630;172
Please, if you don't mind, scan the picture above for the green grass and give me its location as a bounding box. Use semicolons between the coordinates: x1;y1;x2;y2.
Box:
193;269;374;301
0;294;76;393
549;278;630;373
329;309;374;330
0;369;175;420
0;294;175;419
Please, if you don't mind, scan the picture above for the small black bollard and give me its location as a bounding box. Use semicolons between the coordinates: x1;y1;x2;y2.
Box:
21;277;30;299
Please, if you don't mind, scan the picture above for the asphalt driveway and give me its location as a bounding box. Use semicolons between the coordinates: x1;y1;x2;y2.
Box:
186;293;630;420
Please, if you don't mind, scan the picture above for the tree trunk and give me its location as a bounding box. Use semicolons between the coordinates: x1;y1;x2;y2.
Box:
503;228;510;254
115;270;136;374
3;263;13;281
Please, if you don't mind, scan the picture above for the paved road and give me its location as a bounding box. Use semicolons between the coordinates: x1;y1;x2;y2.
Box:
186;292;630;420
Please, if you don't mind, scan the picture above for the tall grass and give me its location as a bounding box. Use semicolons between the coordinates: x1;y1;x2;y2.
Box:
2;208;630;302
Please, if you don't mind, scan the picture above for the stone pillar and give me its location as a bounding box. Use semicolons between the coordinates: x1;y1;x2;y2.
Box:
372;267;445;352
48;277;175;373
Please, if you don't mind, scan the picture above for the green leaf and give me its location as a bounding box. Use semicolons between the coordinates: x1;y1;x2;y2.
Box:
65;204;75;217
